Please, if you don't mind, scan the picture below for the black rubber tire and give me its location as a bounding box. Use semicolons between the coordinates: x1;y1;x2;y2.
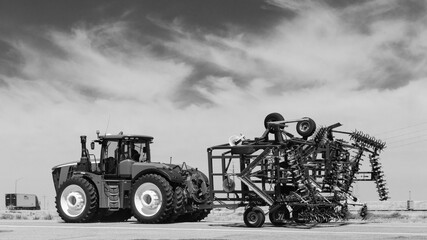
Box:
269;205;290;226
296;118;316;138
168;186;185;223
243;207;265;228
56;177;99;223
264;113;285;133
131;174;174;223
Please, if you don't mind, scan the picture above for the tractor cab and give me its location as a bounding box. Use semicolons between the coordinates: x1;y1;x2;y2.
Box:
94;133;153;178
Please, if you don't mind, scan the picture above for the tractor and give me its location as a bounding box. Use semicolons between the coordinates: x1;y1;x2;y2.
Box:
52;131;211;223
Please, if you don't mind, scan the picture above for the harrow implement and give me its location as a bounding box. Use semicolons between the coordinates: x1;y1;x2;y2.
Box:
207;113;388;227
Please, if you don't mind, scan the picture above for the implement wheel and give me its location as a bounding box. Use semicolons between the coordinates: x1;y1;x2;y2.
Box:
131;174;174;223
56;177;99;223
296;118;316;138
269;205;290;226
264;113;285;133
243;207;265;228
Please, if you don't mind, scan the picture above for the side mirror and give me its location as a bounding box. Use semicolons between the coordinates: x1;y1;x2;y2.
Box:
143;147;147;153
90;142;95;150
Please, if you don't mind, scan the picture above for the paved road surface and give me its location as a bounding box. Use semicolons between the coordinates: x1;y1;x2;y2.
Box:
1;220;427;240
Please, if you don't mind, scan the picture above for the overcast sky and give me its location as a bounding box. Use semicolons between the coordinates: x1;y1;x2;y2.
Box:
1;0;427;209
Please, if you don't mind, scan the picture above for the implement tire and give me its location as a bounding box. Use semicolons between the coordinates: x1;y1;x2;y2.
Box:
131;174;174;223
296;118;316;138
269;205;290;226
56;177;99;223
264;113;285;133
243;207;265;228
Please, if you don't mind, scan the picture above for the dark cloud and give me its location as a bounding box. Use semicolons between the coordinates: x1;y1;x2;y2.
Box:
358;34;427;91
379;0;427;22
340;0;427;35
2;0;426;107
265;79;325;95
0;0;291;36
358;59;413;90
0;40;25;79
0;0;296;107
322;0;370;9
0;78;9;88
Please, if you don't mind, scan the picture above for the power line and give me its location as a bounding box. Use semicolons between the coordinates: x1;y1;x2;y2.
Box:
374;121;427;136
387;138;427;149
382;128;427;140
386;134;427;144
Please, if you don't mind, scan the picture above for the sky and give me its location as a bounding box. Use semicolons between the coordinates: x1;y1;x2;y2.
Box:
1;0;427;210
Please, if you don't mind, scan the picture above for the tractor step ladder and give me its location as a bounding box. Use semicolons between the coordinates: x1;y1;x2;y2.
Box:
107;184;120;210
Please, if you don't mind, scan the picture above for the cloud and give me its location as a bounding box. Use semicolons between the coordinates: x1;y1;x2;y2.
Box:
264;0;427;91
3;0;426;109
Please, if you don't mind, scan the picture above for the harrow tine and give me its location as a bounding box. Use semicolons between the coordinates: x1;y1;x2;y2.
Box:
350;130;386;150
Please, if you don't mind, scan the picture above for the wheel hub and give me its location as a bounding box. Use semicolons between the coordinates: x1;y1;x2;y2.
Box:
141;190;160;209
247;212;259;224
134;182;163;217
299;122;309;131
66;192;84;209
60;185;87;217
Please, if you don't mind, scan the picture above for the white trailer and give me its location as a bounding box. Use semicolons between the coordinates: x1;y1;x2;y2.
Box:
5;193;40;210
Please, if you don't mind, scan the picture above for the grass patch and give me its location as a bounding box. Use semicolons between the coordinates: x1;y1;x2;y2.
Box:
0;211;58;221
43;213;53;220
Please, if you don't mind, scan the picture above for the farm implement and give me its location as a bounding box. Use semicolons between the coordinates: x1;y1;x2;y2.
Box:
207;112;388;227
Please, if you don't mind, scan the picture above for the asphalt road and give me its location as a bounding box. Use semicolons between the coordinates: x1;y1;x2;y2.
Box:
1;220;427;240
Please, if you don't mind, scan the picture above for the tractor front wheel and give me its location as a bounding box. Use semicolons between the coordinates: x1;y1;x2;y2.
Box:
56;177;99;223
131;174;174;223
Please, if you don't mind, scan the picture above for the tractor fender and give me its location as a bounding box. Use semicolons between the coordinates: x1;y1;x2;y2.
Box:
52;162;77;193
131;163;184;184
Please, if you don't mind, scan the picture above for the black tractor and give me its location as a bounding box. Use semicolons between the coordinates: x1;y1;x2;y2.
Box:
52;131;211;223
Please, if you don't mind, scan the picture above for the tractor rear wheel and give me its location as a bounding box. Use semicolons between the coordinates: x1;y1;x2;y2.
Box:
131;174;174;223
56;177;99;223
168;186;184;223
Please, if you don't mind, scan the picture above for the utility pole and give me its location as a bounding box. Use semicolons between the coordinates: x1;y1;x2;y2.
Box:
43;195;46;210
15;178;23;194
